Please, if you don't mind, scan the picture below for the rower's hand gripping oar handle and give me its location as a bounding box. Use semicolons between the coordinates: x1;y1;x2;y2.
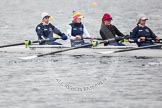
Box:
100;35;130;44
146;38;162;42
128;38;162;43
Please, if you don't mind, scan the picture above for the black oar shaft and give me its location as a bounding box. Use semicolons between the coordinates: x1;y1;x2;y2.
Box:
0;43;24;48
37;41;105;57
84;37;103;40
37;43;93;57
84;36;127;41
0;40;39;48
114;44;162;53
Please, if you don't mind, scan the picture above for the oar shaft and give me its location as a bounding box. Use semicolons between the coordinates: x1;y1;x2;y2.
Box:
37;41;105;57
114;44;162;53
0;42;24;48
0;40;39;48
37;44;92;57
83;37;103;40
84;36;127;41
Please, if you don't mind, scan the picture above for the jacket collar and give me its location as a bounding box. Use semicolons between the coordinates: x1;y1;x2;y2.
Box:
42;22;49;25
138;24;145;27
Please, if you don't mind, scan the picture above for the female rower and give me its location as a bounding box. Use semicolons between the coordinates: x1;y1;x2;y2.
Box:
130;14;160;47
100;13;125;46
67;11;92;47
36;12;68;45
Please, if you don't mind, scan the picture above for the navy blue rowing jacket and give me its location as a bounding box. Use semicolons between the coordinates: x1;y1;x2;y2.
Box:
36;23;63;39
130;25;157;42
69;22;84;37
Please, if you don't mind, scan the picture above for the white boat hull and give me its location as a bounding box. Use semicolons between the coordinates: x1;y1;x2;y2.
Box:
0;44;162;58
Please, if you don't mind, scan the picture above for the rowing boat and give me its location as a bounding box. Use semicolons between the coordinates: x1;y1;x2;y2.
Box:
0;43;162;58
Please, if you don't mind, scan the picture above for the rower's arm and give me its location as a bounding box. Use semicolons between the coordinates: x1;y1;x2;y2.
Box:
67;25;76;40
36;25;45;39
51;24;63;36
130;27;139;42
148;28;157;39
83;26;91;38
114;26;124;37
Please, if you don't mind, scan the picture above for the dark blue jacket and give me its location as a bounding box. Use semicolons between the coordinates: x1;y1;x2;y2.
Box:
36;23;63;40
130;25;157;42
69;22;84;39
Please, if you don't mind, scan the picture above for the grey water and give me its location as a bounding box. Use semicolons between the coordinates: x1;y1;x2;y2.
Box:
0;0;162;108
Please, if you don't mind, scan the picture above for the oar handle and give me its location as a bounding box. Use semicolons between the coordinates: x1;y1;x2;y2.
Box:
146;38;162;41
83;37;103;40
129;38;162;43
84;36;129;41
84;36;162;45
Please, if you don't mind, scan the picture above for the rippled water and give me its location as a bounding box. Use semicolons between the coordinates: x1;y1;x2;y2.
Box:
0;0;162;108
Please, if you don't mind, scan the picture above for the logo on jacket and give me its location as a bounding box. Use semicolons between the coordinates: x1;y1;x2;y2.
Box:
44;28;48;31
79;27;83;31
49;28;52;31
37;27;41;29
145;29;149;32
73;28;77;30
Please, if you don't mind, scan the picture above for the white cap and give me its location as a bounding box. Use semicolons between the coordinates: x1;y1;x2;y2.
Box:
137;14;148;21
41;12;50;19
136;14;148;24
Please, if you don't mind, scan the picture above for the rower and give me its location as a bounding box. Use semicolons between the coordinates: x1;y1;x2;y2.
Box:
130;14;160;47
36;12;68;45
67;11;93;47
100;13;126;46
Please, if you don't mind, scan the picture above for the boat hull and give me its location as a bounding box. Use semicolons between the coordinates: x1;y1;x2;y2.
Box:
0;44;162;58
